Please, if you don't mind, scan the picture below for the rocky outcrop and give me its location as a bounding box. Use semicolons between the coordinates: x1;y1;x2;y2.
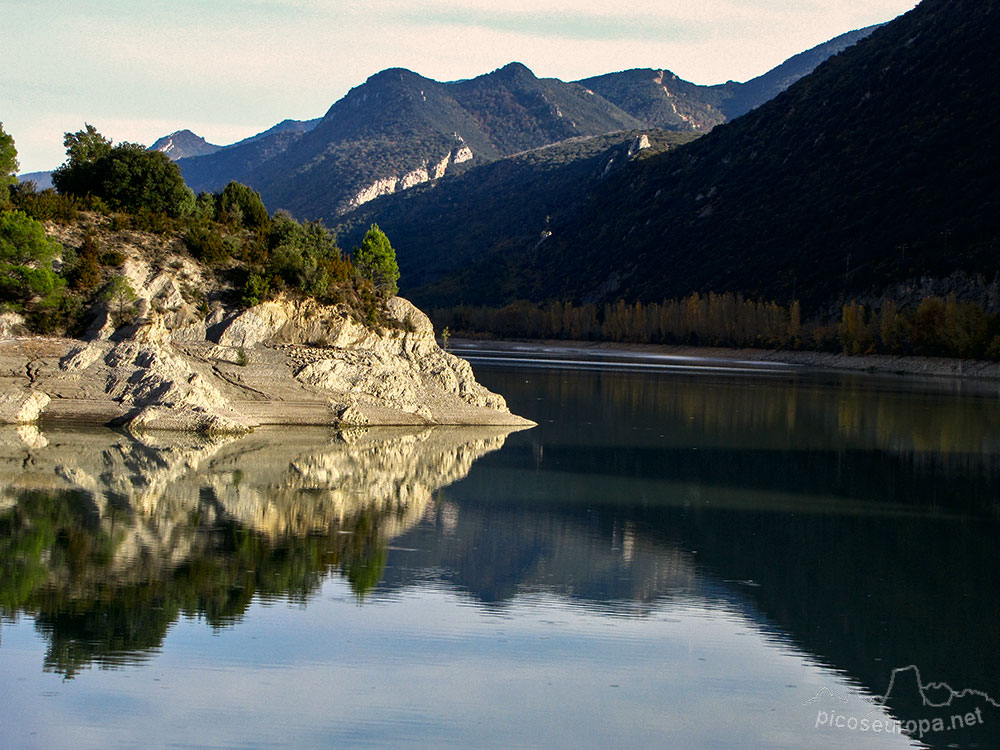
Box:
2;217;530;433
0;311;26;337
102;323;254;434
0;391;50;424
0;294;531;432
347;142;475;209
400;166;429;189
628;134;651;157
431;154;450;179
210;295;512;423
351;176;400;207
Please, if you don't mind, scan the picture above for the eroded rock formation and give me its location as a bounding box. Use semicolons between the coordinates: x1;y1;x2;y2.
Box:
0;242;530;432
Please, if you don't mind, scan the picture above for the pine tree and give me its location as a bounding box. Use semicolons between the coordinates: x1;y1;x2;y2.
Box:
354;224;400;297
0;122;18;206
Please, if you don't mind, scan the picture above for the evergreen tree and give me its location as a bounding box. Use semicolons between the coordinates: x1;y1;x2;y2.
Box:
53;125;194;216
218;181;269;230
0;122;17;206
0;210;66;317
52;124;112;197
354;224;400;297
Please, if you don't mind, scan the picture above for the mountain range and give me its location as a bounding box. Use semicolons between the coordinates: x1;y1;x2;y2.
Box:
27;6;987;317
577;25;880;131
335;0;999;313
169;24;877;224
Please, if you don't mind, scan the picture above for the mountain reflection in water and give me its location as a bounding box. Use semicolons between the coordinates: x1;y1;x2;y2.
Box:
463;357;1000;749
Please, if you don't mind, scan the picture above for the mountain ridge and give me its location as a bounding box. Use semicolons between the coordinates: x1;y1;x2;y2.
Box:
172;25;879;221
238;62;645;218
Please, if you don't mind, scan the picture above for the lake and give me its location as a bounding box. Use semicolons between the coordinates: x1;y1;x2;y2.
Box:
2;342;999;749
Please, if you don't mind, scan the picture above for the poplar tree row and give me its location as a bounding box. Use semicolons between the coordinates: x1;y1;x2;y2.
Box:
433;292;1000;360
433;293;805;349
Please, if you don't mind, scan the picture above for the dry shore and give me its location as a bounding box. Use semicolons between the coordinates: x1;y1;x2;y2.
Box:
0;336;536;431
0;298;535;433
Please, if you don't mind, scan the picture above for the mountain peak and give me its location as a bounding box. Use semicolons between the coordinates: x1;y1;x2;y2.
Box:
493;61;536;81
364;67;426;86
148;130;220;161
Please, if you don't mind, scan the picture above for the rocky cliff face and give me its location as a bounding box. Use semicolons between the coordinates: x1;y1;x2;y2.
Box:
347;142;475;209
0;224;532;433
0;296;529;433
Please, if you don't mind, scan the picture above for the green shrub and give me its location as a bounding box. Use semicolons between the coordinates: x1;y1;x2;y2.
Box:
99;250;126;267
10;184;80;222
219;182;269;230
242;271;271;307
185;221;229;264
67;231;102;291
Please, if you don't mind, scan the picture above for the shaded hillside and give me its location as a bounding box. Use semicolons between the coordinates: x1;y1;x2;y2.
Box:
174;27;881;224
577;69;728;132
336;130;697;296
247;68;495;219
178;128;311;194
439;0;999;310
449;62;643;153
177;118;320;194
233;117;320;146
715;24;882;119
17;170;53;189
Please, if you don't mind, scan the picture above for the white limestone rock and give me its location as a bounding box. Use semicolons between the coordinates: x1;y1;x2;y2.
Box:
0;391;50;424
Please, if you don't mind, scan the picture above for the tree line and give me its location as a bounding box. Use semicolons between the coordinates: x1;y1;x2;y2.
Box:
432;293;1000;360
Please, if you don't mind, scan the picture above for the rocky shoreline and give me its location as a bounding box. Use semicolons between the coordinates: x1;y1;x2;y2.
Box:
0;298;534;433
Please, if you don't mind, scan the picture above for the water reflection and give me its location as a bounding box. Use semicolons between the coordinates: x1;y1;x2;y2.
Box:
459;361;1000;748
470;359;1000;517
0;426;518;677
2;354;999;748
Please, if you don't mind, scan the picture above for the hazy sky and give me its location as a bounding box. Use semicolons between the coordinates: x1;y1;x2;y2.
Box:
5;0;919;173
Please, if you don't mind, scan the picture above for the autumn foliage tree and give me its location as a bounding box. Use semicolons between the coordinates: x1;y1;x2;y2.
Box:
434;292;1000;360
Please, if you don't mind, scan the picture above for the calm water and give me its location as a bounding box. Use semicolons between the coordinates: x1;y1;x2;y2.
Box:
2;343;1000;749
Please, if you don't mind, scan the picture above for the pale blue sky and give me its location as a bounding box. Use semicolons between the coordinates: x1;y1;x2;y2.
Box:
5;0;919;173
